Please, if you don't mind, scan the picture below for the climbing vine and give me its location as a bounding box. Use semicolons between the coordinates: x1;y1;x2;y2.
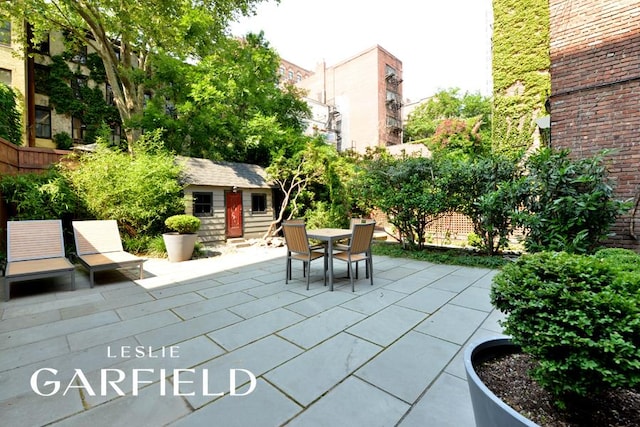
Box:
46;52;119;144
492;0;550;157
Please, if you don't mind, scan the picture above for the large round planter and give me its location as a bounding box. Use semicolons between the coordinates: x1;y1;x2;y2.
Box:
163;233;198;262
464;337;538;427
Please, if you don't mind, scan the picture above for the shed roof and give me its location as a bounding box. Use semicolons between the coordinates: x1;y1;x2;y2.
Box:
178;156;273;189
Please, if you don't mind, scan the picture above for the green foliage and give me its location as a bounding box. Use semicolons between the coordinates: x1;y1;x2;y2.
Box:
0;168;84;220
518;148;631;253
63;133;184;236
446;154;524;255
403;88;491;159
121;234;166;257
47;55;120;145
491;251;640;407
53;132;73;150
165;214;201;234
141;32;309;164
492;0;551;155
372;242;510;269
0;83;22;145
358;154;451;249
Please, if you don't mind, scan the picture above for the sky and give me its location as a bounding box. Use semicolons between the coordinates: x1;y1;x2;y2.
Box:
229;0;493;102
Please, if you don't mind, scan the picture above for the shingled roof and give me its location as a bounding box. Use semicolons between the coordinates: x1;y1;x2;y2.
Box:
178;156;273;189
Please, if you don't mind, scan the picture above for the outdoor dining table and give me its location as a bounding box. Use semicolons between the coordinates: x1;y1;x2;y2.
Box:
306;228;352;291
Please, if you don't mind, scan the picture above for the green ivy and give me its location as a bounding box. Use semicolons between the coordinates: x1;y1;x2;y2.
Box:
492;0;551;156
0;83;22;145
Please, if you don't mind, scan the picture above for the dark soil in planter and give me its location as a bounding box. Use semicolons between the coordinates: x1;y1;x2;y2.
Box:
475;353;640;426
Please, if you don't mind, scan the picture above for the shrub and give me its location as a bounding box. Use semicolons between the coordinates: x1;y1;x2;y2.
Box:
64;135;184;236
165;214;201;234
491;251;640;407
53;132;73;150
518;148;631;253
0;168;84;220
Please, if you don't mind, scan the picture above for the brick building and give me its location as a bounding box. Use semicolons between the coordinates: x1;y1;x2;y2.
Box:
549;0;640;250
294;45;403;153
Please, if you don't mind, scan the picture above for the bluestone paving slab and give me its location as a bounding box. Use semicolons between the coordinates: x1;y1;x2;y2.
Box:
2;292;105;318
148;277;223;299
427;274;477;293
227;290;306;318
285;290;356;317
414;304;489;345
244;281;296;298
207;308;305;351
445;328;508;380
0;310;120;350
51;381;192;427
59;291;155;319
398;372;475;427
395;286;457;314
480;307;507;333
180;335;303;408
288;376;409;427
115;292;205;320
172;291;257;319
0;308;61;332
277;306;366;349
355;331;459;403
0;335;69;372
196;279;265;299
450;284;494;312
1;384;85;427
264;332;382;406
169;379;301;427
383;272;446;294
67;310;181;351
346;304;427;347
372;266;420;281
136;309;242;348
339;287;407;315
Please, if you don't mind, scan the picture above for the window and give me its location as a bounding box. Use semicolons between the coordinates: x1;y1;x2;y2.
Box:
0;68;11;86
0;21;10;45
34;64;50;95
105;83;115;105
72;76;87;99
71;45;88;64
72;116;85;141
296;73;302;82
193;192;213;216
35;106;52;138
279;66;285;76
251;193;267;213
287;70;293;80
33;34;50;54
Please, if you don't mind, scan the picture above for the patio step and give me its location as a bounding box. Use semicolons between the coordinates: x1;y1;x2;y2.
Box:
227;238;252;248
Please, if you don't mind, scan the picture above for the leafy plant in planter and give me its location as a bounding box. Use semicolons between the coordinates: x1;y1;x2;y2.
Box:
490;249;640;412
163;214;201;262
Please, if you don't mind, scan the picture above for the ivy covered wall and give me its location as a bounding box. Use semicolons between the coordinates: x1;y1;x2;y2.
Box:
492;0;550;156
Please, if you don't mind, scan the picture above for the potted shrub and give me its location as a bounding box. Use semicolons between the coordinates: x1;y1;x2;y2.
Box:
465;249;640;426
162;214;201;262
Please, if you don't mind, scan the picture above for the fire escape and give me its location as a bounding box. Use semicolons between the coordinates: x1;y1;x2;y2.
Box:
385;70;403;144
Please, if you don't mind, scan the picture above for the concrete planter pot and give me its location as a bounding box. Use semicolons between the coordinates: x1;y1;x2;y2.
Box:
464;337;538;427
163;232;198;262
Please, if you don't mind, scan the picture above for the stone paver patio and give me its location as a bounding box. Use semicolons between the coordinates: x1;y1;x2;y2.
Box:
0;245;505;426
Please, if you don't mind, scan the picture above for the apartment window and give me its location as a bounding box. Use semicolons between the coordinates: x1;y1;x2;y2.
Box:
287;70;293;80
105;83;115;105
0;21;10;45
279;66;285;76
296;73;302;82
193;192;213;216
35;106;52;138
385;64;396;77
72;116;85;141
71;45;88;64
251;193;267;213
0;68;11;86
72;76;87;99
33;34;50;54
34;64;50;95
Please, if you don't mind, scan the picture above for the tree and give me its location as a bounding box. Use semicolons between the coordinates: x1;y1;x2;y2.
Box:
141;32;310;165
1;0;272;152
0;83;22;145
404;88;491;159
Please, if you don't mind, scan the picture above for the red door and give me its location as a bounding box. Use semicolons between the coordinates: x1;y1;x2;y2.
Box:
225;191;243;238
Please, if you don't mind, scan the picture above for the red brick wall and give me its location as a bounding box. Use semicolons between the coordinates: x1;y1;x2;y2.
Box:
549;0;640;250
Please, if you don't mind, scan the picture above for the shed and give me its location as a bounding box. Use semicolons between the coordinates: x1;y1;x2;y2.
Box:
178;156;276;243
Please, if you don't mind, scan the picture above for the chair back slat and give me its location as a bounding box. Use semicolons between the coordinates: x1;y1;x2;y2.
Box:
349;222;375;254
7;220;66;262
73;220;124;255
283;223;311;255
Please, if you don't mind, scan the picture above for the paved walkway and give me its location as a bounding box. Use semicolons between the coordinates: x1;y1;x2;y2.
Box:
0;245;505;426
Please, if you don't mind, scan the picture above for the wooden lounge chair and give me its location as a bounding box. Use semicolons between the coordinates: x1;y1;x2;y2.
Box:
282;222;326;290
332;222;375;292
72;220;144;287
3;219;76;301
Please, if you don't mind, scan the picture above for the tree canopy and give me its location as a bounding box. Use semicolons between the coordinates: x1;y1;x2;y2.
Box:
1;0;274;152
